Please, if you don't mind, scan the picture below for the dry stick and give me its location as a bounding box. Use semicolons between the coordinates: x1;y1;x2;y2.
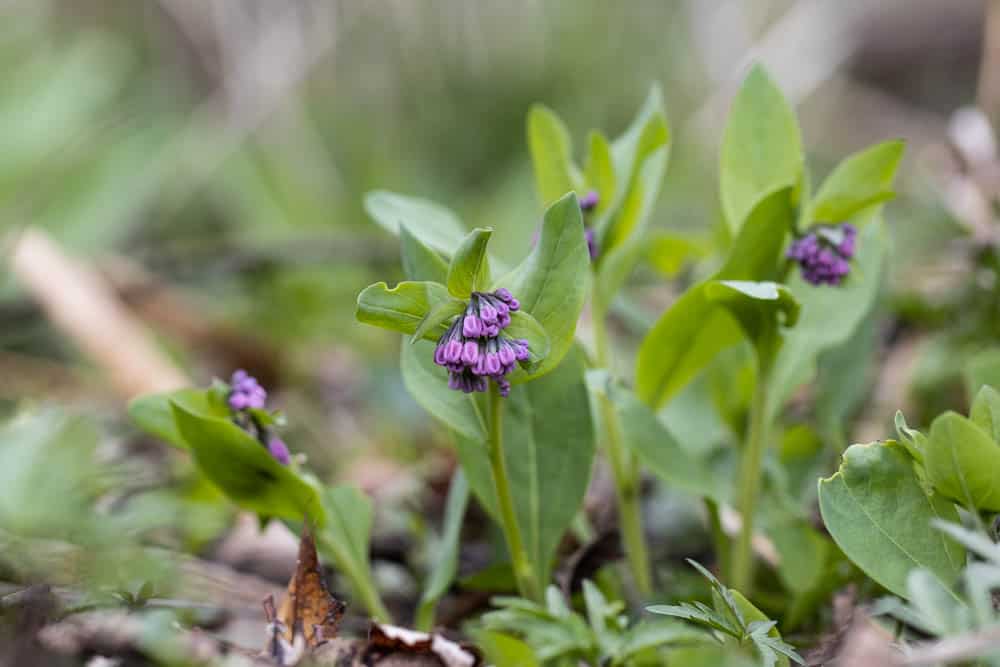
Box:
7;227;188;399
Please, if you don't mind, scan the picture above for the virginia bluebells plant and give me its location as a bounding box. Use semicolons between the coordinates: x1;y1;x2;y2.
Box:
433;288;530;397
227;369;290;465
786;222;857;286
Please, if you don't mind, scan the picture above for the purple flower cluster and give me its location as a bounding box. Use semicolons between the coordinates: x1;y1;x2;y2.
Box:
433;289;530;397
228;369;267;410
786;223;857;286
227;370;289;465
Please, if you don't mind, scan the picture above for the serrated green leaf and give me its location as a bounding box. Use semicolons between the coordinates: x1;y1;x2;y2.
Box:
720;65;803;233
818;441;964;599
501;192;589;379
528;105;580;208
169;401;325;524
447;227;492;297
356;280;452;339
400;224;449;282
810;140;904;222
925;411;1000;511
364;190;466;255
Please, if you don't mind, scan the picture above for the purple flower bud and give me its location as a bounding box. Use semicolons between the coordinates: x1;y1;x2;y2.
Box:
580;190;600;211
585;228;598;261
485;352;501;375
497;311;511;329
496;378;511;397
463;314;482;338
268;437;291;465
232;369;249;383
494;288;513;302
787;222;858;287
461;340;480;365
229;393;249;410
498;343;516;366
480;303;498;324
434;343;448;366
508;298;520;311
444;339;463;363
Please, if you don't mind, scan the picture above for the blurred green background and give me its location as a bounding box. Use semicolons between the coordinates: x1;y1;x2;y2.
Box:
0;0;993;533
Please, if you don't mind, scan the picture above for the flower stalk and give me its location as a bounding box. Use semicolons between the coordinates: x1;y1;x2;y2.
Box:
487;383;542;602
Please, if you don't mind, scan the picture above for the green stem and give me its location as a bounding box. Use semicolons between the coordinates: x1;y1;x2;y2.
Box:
487;384;541;601
317;533;392;622
730;360;770;595
593;306;653;596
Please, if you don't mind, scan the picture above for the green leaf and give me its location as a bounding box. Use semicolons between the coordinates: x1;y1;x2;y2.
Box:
527;105;580;208
588;370;724;500
600;89;669;255
504;310;551;373
720;65;803;233
810;140;904;222
447;227;492;298
895;411;928;463
400;340;485;440
455;346;594;589
705;280;800;342
818;441;964;599
925;411;1000;511
970;385;1000;443
766;220;886;419
644;233;709;278
314;485;386;620
501;192;589;379
128;388;230;450
583;130;615;214
356;280;452;339
730;591;800;667
636;188;794;408
364;190;467;255
415;470;469;631
169;401;325;523
474;630;540;667
411;298;466;344
400;224;449;283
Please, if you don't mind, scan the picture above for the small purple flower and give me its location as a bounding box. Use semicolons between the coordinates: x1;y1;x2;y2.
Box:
786;223;857;286
462;314;482;338
268;437;291;465
228;369;267;411
580;190;600;212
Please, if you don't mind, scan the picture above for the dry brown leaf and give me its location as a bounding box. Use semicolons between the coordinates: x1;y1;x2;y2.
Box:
266;526;345;655
362;623;482;667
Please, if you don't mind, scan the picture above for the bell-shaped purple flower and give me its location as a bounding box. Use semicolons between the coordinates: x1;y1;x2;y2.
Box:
580;190;600;212
228;369;267;411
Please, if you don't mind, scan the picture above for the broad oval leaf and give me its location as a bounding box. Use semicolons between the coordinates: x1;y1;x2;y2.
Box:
527;105;581;208
129;387;229;450
356;281;452;339
400;224;449;283
818;441;963;599
704;280;800;339
447;227;492;297
636;188;794;408
364;190;466;256
810;140;904;222
970;385;1000;443
170;401;326;524
720;65;803;233
400;340;485;440
454;346;595;591
925;411;1000;511
411;298;467;344
501;192;589;379
504;310;551;373
588;370;725;501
